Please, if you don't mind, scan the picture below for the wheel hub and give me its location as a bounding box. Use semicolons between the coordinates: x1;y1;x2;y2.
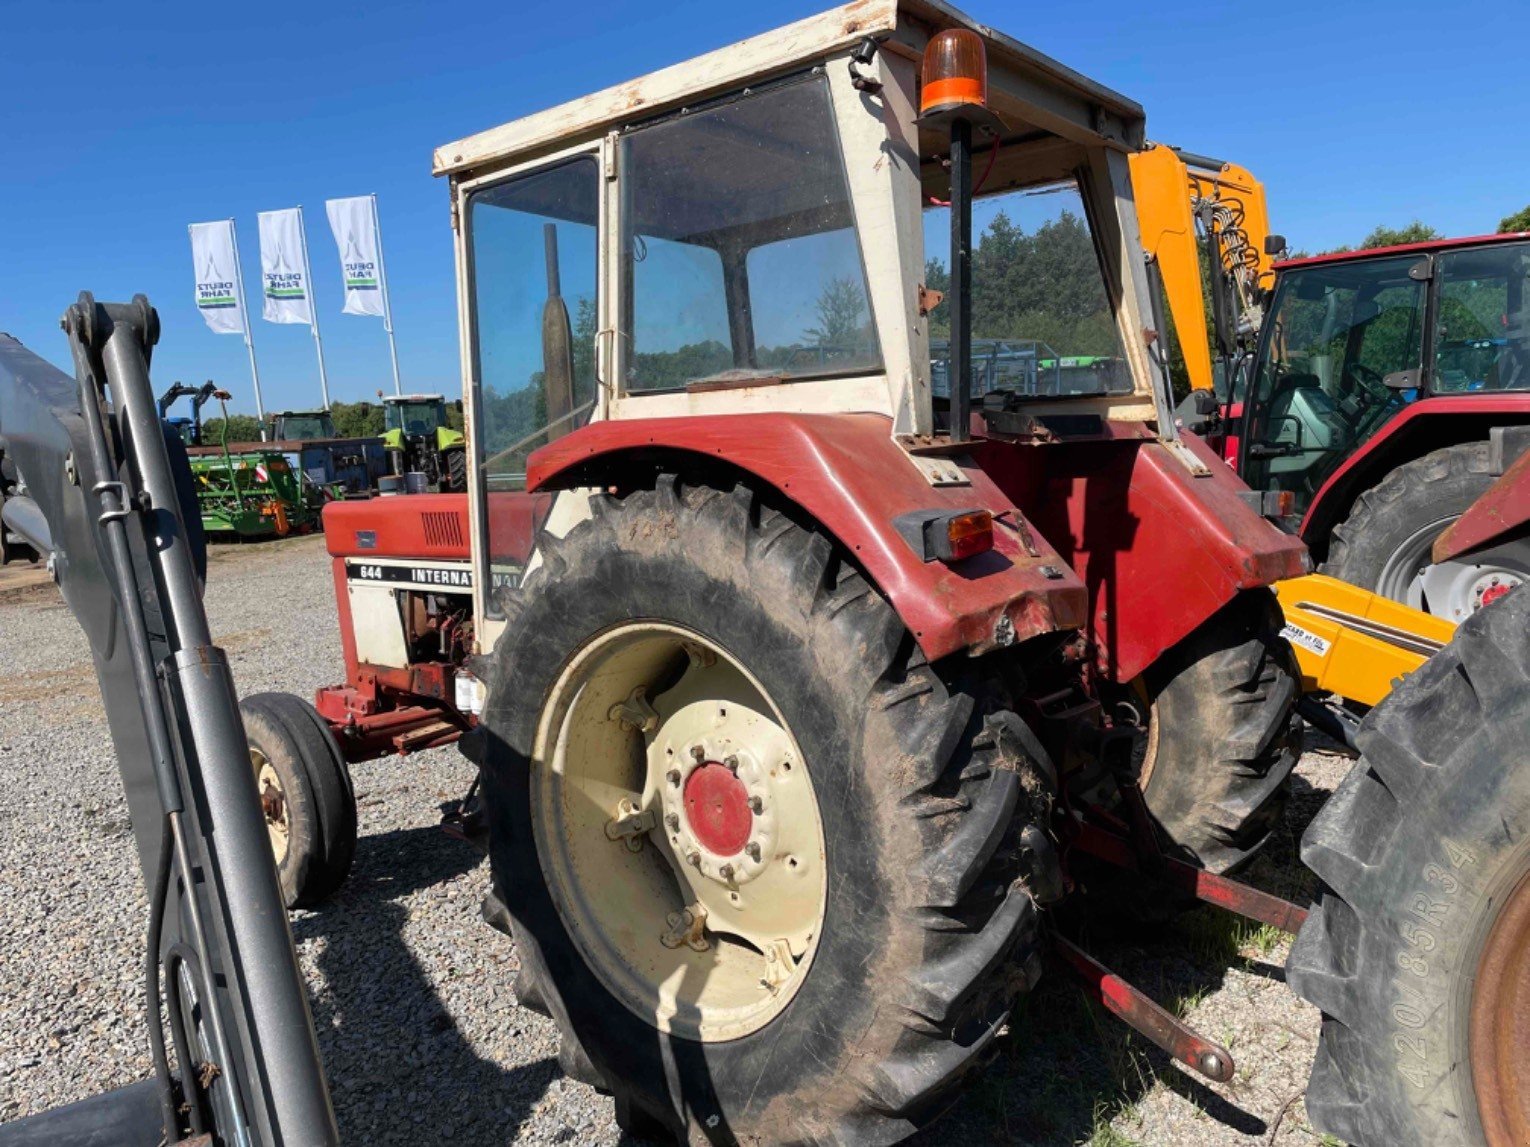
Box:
531;622;827;1041
1471;866;1530;1147
251;749;290;864
681;761;753;858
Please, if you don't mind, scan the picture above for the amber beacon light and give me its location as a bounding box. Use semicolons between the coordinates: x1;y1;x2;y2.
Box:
920;28;989;116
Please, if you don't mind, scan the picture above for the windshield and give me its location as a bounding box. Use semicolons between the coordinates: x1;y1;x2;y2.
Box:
923;181;1130;400
1434;242;1530;392
1242;256;1425;510
279;414;334;439
619;74;881;392
386;401;444;436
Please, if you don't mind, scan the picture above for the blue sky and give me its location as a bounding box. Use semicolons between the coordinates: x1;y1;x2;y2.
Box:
4;0;1527;416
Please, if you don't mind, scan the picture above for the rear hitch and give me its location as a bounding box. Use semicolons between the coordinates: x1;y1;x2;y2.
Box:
1052;933;1235;1083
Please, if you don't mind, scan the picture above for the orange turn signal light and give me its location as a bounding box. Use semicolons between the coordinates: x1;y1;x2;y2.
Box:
944;509;994;561
920;28;989;117
895;507;994;563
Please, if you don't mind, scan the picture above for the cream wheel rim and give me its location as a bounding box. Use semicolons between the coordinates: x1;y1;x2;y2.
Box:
530;622;828;1042
252;748;291;864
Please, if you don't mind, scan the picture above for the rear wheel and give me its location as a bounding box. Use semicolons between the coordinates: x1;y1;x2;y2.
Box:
1324;443;1530;621
1134;590;1302;874
443;447;467;493
478;476;1058;1144
1287;586;1530;1146
239;692;358;908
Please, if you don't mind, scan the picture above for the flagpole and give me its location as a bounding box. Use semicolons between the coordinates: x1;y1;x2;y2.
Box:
227;217;268;439
295;206;332;410
370;193;403;396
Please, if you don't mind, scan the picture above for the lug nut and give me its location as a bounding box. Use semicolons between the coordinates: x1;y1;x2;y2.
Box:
723;755;739;772
718;864;734;881
667;769;682;786
686;851;701;868
746;841;762;862
748;796;763;814
665;813;680;833
690;745;707;763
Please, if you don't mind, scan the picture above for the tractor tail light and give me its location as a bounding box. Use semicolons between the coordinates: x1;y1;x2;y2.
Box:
920;28;989;117
894;508;994;563
944;510;994;561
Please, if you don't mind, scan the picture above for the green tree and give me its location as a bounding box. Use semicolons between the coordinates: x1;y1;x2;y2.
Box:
1500;205;1530;233
200;413;263;444
803;277;867;347
1359;221;1441;249
330;400;385;437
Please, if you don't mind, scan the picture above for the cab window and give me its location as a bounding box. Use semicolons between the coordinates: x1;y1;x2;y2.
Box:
467;157;599;489
1434;243;1530;392
1242;256;1425;510
619;74;880;392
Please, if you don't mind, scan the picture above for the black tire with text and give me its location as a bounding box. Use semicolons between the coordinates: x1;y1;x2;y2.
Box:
1287;586;1530;1146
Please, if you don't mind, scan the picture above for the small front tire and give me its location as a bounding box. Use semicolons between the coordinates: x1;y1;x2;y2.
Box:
240;692;358;908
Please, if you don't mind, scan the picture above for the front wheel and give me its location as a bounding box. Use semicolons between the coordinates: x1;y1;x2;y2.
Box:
479;476;1057;1144
1287;586;1530;1146
240;692;358;908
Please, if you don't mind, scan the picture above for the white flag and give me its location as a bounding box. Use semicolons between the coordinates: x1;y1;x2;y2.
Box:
257;208;315;325
325;196;385;317
189;220;247;335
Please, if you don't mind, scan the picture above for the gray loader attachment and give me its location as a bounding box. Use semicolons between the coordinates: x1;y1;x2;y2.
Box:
0;294;337;1147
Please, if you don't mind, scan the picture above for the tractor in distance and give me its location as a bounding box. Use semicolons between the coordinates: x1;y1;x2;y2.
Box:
265;406;389;495
380;391;467;491
157;379;221;445
314;2;1331;1141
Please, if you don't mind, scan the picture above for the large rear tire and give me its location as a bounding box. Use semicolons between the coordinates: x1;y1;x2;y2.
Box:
1323;442;1530;621
240;692;358;909
1287;586;1530;1146
478;475;1057;1144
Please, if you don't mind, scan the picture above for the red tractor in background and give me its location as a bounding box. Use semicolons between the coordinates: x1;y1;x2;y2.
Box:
1189;226;1530;621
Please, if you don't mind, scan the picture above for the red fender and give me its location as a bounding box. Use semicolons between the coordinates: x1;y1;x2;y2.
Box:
1434;448;1530;562
527;413;1089;662
1298;396;1530;556
976;432;1310;682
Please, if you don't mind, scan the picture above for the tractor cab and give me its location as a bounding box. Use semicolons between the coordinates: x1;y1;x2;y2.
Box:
383;394;450;438
1241;234;1530;521
271;408;338;441
435;0;1294;657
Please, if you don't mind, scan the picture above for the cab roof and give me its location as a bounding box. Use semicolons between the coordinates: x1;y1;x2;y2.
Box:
433;0;1145;179
1276;231;1530;272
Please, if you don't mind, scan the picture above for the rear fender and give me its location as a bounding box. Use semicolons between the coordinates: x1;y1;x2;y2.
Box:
526;413;1090;661
1300;396;1530;559
979;432;1310;683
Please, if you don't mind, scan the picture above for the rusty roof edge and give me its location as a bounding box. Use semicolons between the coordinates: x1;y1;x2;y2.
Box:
432;0;899;178
432;0;1147;180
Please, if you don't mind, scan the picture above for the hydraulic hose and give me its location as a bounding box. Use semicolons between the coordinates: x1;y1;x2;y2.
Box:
144;816;179;1144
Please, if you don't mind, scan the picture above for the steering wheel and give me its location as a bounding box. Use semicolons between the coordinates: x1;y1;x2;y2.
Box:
1343;362;1390;398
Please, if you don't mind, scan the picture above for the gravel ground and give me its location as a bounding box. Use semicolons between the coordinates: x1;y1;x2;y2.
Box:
0;535;1351;1145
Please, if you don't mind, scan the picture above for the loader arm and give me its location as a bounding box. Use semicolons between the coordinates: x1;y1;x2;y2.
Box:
1130;143;1276;395
0;298;335;1147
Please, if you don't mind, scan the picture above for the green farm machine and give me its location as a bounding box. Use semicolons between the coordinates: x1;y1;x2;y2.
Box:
381;392;467;491
161;384;318;539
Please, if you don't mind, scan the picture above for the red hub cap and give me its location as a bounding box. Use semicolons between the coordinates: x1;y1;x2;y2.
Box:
683;763;753;856
1481;582;1515;609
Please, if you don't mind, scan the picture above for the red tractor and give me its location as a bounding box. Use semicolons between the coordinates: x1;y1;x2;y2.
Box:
283;4;1323;1140
1236;232;1530;619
